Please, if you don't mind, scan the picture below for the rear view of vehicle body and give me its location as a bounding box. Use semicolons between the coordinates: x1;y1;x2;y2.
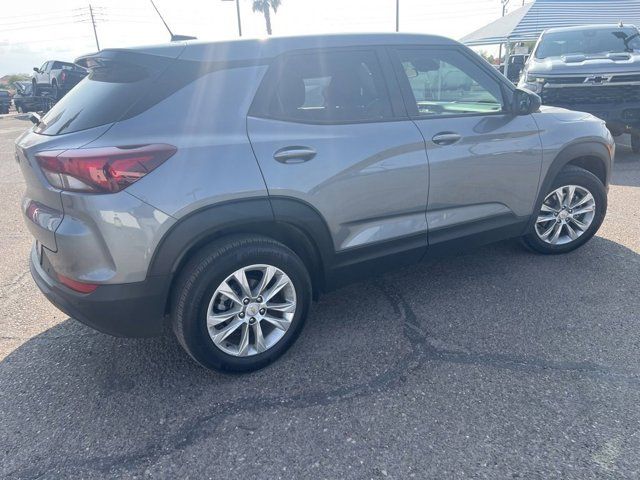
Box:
520;24;640;154
32;60;87;100
17;34;614;372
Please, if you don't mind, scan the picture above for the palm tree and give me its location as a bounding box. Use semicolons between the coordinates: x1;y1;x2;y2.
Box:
252;0;281;35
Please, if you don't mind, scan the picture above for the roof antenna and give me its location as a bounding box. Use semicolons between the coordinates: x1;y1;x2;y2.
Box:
149;0;197;41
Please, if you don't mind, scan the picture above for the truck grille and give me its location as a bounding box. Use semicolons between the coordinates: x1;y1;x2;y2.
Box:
541;84;640;106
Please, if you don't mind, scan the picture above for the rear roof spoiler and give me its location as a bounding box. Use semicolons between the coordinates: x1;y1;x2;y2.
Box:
75;43;186;69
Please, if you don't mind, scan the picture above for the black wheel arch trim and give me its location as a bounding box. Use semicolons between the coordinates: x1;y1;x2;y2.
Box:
147;197;334;307
526;141;611;232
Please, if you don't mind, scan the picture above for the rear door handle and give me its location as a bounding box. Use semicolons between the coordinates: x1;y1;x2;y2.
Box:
432;132;462;146
273;146;317;164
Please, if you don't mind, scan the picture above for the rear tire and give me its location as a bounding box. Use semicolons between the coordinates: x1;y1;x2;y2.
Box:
171;235;312;372
522;166;607;254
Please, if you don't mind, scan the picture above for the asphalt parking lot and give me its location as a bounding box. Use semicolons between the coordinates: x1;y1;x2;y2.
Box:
1;113;639;479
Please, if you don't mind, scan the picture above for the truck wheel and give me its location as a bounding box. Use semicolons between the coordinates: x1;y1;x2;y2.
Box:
631;134;640;155
32;81;38;97
171;235;312;372
16;105;24;114
52;83;59;100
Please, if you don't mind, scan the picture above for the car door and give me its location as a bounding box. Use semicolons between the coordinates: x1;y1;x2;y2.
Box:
247;48;429;267
389;46;543;248
36;62;48;85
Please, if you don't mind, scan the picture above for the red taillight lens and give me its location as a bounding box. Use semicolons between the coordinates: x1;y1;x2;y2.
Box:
35;144;176;193
57;273;98;293
60;71;66;82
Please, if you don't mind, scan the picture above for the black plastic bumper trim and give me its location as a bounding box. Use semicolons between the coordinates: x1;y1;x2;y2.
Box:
30;248;168;338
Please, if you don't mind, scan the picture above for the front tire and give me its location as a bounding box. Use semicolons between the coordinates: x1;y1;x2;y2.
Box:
523;166;607;254
171;236;312;372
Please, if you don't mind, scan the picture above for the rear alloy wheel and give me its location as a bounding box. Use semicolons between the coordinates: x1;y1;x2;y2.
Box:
207;264;296;357
523;166;607;254
171;236;311;372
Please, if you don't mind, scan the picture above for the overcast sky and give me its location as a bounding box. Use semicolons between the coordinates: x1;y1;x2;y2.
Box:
0;0;523;76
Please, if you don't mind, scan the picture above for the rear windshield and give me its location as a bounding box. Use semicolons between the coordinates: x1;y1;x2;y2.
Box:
51;61;85;71
34;51;214;136
536;27;640;59
35;53;174;136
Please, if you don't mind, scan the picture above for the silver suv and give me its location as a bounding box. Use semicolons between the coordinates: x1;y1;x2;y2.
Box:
17;34;614;372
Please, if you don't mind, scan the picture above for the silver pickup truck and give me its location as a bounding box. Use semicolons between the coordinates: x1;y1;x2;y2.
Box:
519;24;640;155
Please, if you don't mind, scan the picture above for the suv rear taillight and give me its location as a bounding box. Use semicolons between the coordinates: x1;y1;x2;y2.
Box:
35;144;176;193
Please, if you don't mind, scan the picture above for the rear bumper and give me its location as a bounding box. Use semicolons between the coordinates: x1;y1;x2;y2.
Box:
30;246;168;337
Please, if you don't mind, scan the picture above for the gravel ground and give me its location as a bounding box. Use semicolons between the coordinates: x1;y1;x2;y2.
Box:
1;114;639;479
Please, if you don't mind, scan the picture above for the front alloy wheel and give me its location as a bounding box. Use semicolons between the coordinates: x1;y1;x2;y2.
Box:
523;166;607;254
534;185;596;245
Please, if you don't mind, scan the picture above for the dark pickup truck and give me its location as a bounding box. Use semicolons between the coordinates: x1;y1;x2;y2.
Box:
12;82;45;113
32;60;87;100
520;24;640;155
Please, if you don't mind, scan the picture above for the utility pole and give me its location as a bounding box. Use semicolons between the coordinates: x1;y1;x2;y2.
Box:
88;4;100;51
395;0;399;32
235;0;242;36
498;0;510;65
221;0;242;37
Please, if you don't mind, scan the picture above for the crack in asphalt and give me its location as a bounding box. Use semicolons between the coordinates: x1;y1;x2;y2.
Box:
5;279;640;478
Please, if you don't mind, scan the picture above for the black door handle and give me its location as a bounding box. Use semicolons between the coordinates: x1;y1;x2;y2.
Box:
432;132;462;146
273;146;317;164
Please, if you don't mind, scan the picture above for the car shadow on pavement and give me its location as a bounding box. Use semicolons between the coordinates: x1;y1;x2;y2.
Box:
1;236;640;478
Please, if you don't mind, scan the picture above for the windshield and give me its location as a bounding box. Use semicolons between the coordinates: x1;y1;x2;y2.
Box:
535;27;640;59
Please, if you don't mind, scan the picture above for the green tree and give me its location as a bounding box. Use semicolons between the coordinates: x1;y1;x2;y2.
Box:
252;0;281;35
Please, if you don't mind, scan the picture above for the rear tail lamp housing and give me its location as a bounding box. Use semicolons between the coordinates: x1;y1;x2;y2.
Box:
35;144;176;193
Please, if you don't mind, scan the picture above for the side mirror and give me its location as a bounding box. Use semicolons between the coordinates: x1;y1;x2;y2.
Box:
33;67;40;73
512;88;541;115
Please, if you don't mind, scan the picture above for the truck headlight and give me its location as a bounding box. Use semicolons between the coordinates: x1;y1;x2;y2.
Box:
520;74;545;93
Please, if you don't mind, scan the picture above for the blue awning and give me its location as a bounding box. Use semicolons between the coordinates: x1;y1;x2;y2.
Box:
462;0;640;46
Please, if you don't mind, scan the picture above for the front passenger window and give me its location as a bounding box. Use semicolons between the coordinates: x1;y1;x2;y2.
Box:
397;49;504;117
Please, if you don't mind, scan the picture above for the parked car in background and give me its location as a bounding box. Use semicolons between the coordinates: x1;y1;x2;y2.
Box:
12;82;43;113
17;34;614;372
31;60;87;99
520;24;640;155
0;90;10;114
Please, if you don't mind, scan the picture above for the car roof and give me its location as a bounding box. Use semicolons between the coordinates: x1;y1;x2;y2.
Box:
79;33;460;64
544;24;638;34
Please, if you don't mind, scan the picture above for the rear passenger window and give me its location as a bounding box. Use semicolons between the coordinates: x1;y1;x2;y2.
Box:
255;50;393;123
